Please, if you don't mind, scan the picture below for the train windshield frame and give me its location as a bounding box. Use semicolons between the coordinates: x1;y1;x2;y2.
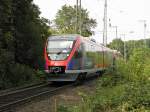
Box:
47;40;74;49
46;40;75;61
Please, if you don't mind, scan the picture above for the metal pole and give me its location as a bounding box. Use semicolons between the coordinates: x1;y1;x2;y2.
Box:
120;34;126;61
76;0;79;34
139;20;147;47
105;0;107;46
109;19;118;39
110;26;118;39
144;21;146;47
115;26;118;39
123;34;126;61
79;0;82;35
103;0;107;46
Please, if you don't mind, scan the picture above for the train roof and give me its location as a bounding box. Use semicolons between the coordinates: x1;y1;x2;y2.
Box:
47;34;80;41
47;34;107;48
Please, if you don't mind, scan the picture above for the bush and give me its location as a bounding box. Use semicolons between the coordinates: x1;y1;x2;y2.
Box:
0;63;41;89
57;48;150;112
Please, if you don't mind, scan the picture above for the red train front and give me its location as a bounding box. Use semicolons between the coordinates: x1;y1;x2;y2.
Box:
44;34;114;82
44;35;82;81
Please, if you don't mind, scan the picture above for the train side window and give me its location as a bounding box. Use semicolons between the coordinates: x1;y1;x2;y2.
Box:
74;43;83;58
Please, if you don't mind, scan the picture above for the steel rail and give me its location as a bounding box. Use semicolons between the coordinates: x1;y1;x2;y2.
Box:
0;83;47;97
0;82;45;96
0;83;74;112
0;74;101;112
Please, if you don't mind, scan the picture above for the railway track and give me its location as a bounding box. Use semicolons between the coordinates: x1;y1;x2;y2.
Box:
0;74;101;112
0;82;74;112
0;82;46;96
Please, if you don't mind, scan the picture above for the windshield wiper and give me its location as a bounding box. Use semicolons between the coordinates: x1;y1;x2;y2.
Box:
57;51;63;55
57;49;68;55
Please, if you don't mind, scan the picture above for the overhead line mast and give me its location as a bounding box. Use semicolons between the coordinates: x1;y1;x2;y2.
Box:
76;0;79;33
79;0;82;35
103;0;107;46
76;0;82;35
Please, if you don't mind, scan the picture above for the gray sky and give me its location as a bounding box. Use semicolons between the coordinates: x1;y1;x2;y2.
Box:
34;0;150;43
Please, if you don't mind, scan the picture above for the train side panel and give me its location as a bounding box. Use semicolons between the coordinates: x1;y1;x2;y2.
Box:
44;35;115;82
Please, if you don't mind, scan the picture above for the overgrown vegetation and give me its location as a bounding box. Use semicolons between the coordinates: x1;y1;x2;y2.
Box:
58;48;150;112
108;38;150;59
0;0;50;89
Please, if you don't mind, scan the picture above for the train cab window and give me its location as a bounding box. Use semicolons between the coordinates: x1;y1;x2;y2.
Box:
46;40;75;60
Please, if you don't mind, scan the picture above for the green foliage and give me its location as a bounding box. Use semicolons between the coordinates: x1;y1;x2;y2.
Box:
0;0;49;89
13;0;50;68
58;48;150;112
57;105;71;112
108;38;150;60
0;49;41;89
116;48;150;82
0;62;39;89
54;5;97;37
108;38;124;55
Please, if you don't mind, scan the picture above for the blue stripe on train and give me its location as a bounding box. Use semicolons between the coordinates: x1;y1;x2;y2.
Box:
67;60;74;70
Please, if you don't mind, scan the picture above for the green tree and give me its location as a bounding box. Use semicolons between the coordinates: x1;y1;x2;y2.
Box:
108;38;124;55
0;0;50;89
13;0;50;68
54;5;97;37
0;0;16;89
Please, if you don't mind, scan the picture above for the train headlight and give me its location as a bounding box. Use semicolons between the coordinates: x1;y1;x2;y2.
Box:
54;67;61;73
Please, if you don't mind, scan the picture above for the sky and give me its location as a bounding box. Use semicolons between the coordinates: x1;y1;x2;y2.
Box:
33;0;150;43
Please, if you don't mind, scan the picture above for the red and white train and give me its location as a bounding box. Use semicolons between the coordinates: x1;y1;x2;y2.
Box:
44;34;117;82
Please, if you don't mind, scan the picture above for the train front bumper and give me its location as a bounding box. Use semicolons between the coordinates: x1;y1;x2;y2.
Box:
45;70;78;81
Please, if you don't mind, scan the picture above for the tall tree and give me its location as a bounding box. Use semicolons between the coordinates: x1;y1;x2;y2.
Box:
13;0;50;68
108;38;124;55
54;5;97;37
0;0;50;89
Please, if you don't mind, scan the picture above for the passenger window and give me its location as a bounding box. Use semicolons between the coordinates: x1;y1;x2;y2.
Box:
74;44;83;58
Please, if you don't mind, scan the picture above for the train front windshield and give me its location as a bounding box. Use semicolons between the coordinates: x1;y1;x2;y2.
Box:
47;40;74;60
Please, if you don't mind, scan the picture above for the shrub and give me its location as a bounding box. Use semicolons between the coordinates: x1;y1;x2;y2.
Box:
0;63;40;89
57;48;150;112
